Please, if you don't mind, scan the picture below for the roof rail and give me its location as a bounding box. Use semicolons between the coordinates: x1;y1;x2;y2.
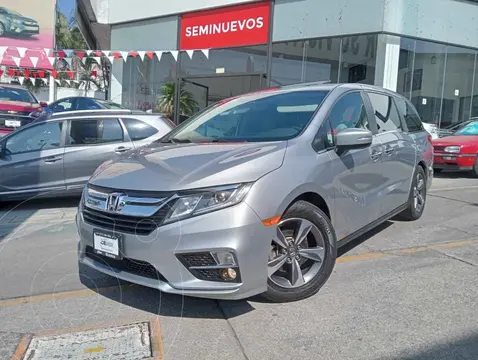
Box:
50;109;133;117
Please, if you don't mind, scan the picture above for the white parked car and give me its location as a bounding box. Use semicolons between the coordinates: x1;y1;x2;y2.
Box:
422;122;439;139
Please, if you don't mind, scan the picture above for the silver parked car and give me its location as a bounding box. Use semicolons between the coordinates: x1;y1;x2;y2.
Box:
0;109;174;201
77;83;433;302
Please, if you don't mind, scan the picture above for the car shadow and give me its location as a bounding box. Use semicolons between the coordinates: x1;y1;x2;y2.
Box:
78;218;394;313
78;262;256;319
434;170;475;179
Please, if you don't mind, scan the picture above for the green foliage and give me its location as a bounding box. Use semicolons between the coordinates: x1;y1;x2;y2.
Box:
156;81;198;118
56;11;85;50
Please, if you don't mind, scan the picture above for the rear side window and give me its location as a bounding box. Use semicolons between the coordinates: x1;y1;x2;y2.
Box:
367;92;402;132
395;97;424;132
122;118;158;141
68;118;124;145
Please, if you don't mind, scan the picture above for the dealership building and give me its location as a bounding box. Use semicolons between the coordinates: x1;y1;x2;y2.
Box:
77;0;478;127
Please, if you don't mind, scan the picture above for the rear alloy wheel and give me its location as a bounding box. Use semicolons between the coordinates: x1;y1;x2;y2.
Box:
0;23;5;37
263;201;336;303
398;166;427;221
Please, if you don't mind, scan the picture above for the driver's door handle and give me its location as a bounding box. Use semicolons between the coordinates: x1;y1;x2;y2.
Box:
114;146;131;154
44;156;63;163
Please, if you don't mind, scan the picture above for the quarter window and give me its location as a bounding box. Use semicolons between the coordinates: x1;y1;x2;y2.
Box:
68;119;124;145
5;122;63;154
329;92;371;133
122;118;158;141
395;98;424;132
367;92;402;132
312;118;334;151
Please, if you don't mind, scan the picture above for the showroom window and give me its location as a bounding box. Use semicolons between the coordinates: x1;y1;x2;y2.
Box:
271;34;378;87
121;53;177;115
339;35;377;84
397;37;478;129
177;45;268;120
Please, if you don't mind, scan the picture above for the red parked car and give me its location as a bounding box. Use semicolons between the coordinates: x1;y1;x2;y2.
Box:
0;84;47;137
432;120;478;176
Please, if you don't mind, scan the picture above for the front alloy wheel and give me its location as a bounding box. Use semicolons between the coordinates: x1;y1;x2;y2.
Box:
268;218;325;289
263;201;336;302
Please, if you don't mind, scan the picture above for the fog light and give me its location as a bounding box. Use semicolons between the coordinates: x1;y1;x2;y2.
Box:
220;268;237;281
211;251;236;266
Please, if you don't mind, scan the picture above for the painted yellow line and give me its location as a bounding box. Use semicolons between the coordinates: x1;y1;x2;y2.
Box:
0;284;135;308
336;252;387;263
338;238;478;263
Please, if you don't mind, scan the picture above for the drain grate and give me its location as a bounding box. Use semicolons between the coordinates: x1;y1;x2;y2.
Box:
12;319;163;360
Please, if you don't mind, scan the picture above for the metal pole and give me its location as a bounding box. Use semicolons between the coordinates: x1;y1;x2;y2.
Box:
265;0;275;87
173;16;182;125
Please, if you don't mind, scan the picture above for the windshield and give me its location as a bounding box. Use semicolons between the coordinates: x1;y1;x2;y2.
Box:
0;86;36;103
96;99;127;109
6;8;22;16
162;90;329;143
454;121;478;135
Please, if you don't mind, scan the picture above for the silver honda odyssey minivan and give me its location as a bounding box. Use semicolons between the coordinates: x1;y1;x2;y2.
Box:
77;83;433;302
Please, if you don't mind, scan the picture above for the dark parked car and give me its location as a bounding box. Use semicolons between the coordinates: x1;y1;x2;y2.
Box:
0;84;47;137
45;97;127;114
0;7;39;38
0;109;175;201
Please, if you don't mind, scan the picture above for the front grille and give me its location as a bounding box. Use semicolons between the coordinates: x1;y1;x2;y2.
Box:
0;110;32;116
178;253;216;267
83;200;177;235
85;246;166;281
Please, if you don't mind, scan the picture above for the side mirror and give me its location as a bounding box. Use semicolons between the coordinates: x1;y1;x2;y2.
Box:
40;101;48;108
335;128;373;148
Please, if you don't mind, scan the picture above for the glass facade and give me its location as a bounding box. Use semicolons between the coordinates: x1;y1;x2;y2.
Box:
118;29;478;129
121;53;177;113
398;36;478;129
270;34;378;86
120;35;379;122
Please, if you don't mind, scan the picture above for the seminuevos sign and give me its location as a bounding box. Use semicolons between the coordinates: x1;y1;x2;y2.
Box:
180;1;270;50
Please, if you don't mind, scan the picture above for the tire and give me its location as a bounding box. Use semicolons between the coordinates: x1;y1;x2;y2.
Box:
398;166;427;221
262;200;337;303
471;159;478;178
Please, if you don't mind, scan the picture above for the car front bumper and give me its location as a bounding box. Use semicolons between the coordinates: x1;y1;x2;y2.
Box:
77;201;273;300
433;153;476;171
8;23;39;35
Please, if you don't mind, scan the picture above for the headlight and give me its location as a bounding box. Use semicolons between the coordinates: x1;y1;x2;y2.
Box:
163;183;253;224
12;19;21;24
444;146;461;153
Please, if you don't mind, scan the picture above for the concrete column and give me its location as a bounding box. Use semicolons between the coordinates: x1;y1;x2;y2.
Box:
374;34;401;91
48;75;56;103
109;60;123;103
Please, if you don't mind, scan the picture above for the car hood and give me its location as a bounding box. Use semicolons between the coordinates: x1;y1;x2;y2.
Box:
0;101;40;113
89;141;287;192
433;135;478;146
10;15;36;23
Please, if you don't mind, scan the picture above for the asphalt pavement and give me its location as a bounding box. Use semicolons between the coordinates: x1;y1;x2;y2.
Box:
1;172;478;360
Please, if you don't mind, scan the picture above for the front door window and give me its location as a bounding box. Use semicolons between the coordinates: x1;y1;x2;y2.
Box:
5;122;63;155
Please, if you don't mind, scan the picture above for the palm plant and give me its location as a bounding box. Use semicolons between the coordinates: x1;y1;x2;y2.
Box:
156;81;198;118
